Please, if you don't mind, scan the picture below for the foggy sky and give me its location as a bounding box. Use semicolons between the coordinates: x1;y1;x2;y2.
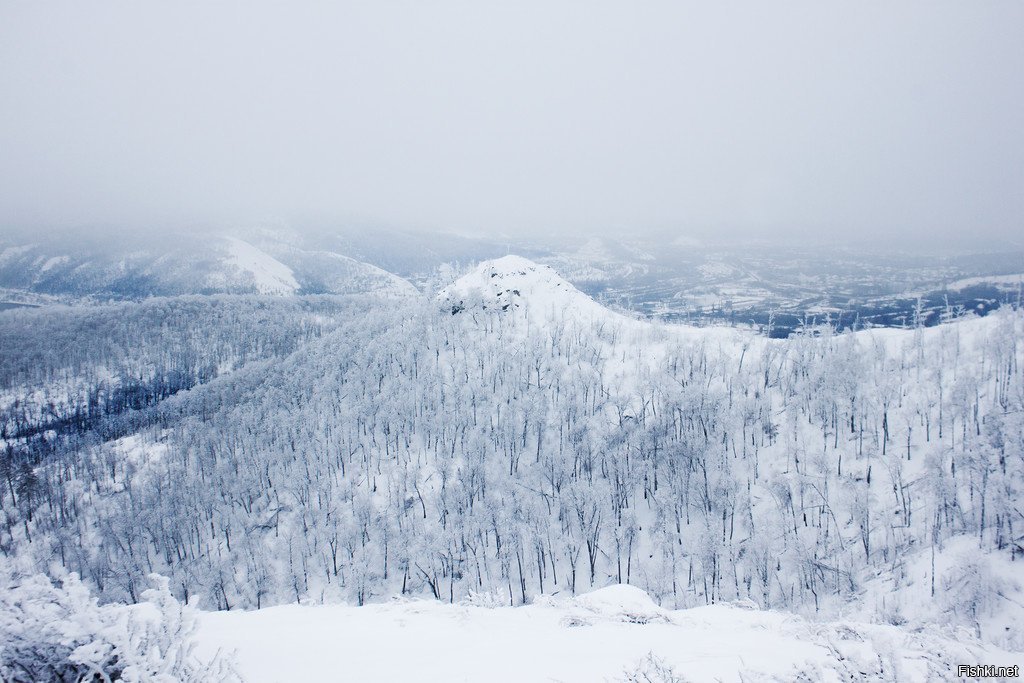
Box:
1;1;1022;246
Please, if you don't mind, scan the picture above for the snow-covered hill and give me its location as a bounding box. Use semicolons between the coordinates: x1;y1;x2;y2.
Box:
255;244;417;298
438;254;750;342
215;237;300;295
197;585;1023;682
3;253;1022;682
0;233;416;299
439;254;615;320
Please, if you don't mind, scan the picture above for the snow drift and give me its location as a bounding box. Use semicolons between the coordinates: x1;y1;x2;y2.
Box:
196;585;1023;682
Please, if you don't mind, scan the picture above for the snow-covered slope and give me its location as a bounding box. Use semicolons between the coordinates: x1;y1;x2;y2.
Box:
440;255;761;374
216;238;299;295
0;233;418;299
256;245;418;298
851;535;1024;650
197;585;1022;683
439;254;627;321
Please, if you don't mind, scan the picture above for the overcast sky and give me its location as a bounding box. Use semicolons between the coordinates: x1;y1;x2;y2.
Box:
1;1;1021;246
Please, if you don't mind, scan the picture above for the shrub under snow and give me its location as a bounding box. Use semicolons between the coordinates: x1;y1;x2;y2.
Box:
0;570;238;682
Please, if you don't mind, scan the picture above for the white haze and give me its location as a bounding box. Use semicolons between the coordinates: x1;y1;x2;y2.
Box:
0;1;1022;245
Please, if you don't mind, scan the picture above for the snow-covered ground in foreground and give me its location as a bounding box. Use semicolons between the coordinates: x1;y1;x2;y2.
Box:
197;585;1022;682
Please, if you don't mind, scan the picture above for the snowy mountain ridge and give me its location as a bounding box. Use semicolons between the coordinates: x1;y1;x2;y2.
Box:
0;233;418;299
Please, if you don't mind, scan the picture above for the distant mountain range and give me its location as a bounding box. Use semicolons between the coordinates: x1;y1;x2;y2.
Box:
1;228;1021;335
0;230;417;300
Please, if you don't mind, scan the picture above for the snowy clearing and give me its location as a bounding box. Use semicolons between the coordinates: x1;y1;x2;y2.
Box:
196;585;1022;682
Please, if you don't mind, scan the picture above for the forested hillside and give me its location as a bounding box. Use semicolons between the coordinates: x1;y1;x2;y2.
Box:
2;258;1020;652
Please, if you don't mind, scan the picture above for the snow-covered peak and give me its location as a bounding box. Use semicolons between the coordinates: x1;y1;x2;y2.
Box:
439;255;609;320
219;237;299;295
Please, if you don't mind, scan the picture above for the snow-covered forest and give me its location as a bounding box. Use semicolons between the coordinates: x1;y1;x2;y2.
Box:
3;0;1023;676
2;258;1022;675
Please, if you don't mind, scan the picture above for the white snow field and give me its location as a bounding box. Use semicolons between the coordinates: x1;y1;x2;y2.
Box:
196;585;1022;682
